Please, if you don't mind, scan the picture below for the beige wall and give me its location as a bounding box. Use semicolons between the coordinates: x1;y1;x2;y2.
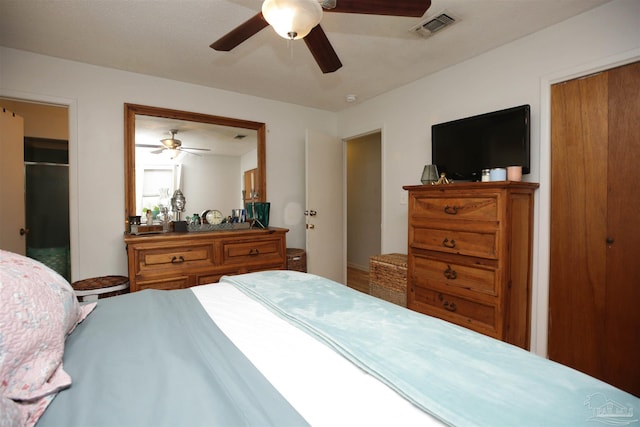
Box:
0;99;68;140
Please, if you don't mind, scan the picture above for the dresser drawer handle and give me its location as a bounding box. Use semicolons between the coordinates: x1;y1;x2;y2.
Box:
444;265;457;280
442;238;456;249
438;293;457;312
444;205;459;215
248;248;260;256
171;255;185;264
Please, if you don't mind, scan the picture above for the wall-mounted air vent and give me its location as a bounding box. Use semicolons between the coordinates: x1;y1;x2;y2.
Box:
410;12;457;38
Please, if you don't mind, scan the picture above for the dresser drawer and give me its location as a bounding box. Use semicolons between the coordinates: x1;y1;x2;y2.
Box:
411;286;498;335
413;255;497;296
412;227;498;259
137;244;214;272
221;238;284;267
412;195;498;221
137;275;190;291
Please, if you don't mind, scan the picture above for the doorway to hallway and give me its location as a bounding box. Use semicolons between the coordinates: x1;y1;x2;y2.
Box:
346;131;381;292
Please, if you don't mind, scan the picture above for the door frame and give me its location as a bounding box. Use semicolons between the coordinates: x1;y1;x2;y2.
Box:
534;48;640;357
0;90;79;280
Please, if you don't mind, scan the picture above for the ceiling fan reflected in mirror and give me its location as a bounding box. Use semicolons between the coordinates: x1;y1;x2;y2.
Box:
136;129;211;159
210;0;432;74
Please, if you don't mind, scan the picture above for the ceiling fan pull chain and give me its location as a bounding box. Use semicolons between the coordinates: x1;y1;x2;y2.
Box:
288;38;294;61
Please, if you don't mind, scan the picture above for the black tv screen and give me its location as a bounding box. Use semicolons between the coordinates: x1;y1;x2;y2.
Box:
431;105;530;181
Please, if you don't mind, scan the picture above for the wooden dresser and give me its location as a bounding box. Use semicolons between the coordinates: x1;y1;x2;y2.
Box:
403;182;538;349
124;227;288;292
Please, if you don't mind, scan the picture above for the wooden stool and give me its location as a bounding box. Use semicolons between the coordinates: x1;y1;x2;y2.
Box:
72;275;129;302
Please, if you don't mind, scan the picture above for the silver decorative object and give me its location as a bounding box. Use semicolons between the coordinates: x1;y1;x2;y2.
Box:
171;189;186;221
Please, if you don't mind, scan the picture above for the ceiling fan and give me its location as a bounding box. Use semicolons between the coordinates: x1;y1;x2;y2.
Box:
136;129;211;158
210;0;432;74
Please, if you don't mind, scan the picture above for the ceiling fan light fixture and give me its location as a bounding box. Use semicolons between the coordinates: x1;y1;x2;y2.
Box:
164;148;183;160
160;137;181;147
160;129;181;149
262;0;323;40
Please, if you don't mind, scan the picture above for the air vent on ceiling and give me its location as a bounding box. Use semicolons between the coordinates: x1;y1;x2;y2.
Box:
410;12;456;38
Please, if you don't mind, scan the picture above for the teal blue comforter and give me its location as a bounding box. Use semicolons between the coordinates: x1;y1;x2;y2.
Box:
223;270;640;427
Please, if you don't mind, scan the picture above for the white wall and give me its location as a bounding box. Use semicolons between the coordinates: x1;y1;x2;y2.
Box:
338;0;640;355
0;47;337;280
181;154;242;216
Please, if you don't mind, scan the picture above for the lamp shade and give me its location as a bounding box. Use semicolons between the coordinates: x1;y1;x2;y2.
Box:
262;0;323;40
164;148;183;160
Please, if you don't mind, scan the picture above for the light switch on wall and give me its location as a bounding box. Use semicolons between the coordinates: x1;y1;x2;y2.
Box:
400;189;408;205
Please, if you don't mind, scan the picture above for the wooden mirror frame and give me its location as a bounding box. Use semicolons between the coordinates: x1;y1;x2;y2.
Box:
124;103;266;231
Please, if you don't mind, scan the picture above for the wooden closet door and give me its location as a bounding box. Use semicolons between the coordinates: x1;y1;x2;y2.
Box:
549;72;609;381
604;62;640;394
549;62;640;396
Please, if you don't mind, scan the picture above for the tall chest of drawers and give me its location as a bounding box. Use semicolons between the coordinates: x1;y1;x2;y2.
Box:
403;182;538;349
124;227;288;292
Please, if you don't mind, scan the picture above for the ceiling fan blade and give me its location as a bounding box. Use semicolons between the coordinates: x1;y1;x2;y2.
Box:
151;148;165;154
327;0;431;17
178;149;203;157
210;13;270;51
181;147;211;152
135;144;162;149
304;25;342;74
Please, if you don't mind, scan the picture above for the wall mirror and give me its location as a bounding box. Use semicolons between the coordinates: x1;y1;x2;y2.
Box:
124;104;266;231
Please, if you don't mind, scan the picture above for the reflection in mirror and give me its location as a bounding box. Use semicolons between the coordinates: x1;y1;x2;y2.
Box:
124;104;266;231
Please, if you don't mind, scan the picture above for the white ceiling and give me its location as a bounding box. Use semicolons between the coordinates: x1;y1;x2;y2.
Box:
0;0;611;112
135;115;258;157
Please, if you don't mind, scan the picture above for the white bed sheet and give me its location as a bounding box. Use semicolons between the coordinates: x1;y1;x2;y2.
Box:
192;282;445;427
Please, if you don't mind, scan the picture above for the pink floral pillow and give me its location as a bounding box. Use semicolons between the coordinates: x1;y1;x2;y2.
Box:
0;395;22;427
0;250;95;426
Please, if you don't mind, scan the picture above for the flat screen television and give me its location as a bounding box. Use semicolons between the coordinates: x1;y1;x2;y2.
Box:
431;105;530;181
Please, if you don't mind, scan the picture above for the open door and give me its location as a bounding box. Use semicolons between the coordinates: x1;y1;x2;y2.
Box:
305;129;344;283
0;109;26;254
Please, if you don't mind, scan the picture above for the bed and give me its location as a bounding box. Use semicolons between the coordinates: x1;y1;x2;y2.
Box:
1;249;638;427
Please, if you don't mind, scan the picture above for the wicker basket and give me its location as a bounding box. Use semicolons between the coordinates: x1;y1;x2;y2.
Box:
286;248;307;273
72;275;130;302
369;253;408;307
